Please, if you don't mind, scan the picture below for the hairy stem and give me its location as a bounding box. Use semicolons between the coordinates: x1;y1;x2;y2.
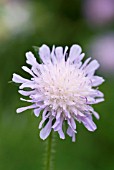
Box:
43;131;56;170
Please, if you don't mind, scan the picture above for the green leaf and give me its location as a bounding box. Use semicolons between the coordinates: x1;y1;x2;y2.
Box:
8;81;19;87
8;81;13;84
32;46;43;64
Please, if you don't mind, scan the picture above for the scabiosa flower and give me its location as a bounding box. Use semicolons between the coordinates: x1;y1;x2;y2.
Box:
12;44;104;141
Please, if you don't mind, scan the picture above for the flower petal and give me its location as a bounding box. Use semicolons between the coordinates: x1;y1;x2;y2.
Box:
18;90;35;96
81;57;91;70
34;108;42;117
16;104;36;113
20;98;33;102
68;44;82;63
19;82;35;89
50;45;57;64
67;118;76;132
91;76;105;86
39;44;51;64
79;115;97;131
93;111;100;120
67;126;76;142
40;118;53;140
22;66;35;77
63;46;68;58
95;98;104;104
52;118;60;129
39;108;50;129
26;52;39;67
58;129;65;139
55;47;64;61
12;73;29;83
53;117;65;139
85;60;100;75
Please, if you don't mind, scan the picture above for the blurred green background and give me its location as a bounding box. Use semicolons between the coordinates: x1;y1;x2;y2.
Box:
0;0;114;170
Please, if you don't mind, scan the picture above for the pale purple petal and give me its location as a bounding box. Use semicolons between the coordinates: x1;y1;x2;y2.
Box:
56;110;62;119
50;45;57;64
30;93;44;101
39;44;51;64
58;129;65;139
22;66;35;77
52;110;56;116
20;98;33;102
67;126;76;142
74;53;85;65
68;44;82;63
53;116;63;131
91;76;105;86
26;52;39;67
85;60;100;75
78;115;97;131
75;61;82;68
93;111;100;119
12;73;29;83
39;112;50;126
96;90;104;97
88;97;103;105
70;118;76;130
16;104;36;113
19;82;35;89
63;46;68;58
95;98;104;104
71;107;80;116
54;117;65;139
64;110;71;118
40;118;53;140
72;133;76;142
31;67;41;76
67;126;73;137
78;53;85;61
18;90;35;96
39;108;50;129
77;111;85;117
34;108;42;117
89;89;104;98
67;118;76;132
55;47;64;61
52;118;60;129
86;105;99;119
81;57;91;70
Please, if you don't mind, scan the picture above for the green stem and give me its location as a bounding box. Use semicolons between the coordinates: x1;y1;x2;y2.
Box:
43;131;56;170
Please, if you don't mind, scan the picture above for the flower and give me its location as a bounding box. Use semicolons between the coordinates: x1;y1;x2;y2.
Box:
12;44;104;141
83;0;114;27
90;33;114;74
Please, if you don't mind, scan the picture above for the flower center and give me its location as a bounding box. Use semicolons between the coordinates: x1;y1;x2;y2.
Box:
36;61;91;111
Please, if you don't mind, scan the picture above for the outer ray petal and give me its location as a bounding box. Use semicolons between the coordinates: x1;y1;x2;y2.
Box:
12;73;29;83
39;44;51;64
68;44;82;63
40;117;53;140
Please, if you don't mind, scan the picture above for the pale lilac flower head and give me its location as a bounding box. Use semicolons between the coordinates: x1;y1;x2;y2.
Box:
12;44;104;141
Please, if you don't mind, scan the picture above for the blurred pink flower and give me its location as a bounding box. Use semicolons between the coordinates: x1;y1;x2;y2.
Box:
90;34;114;73
83;0;114;26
